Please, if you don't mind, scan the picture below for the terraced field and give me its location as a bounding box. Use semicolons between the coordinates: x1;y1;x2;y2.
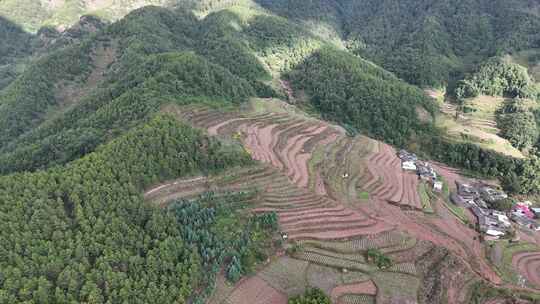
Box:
512;251;540;289
150;99;540;303
363;142;423;210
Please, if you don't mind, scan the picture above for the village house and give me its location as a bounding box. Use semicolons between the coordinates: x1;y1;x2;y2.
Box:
398;150;417;162
480;186;508;203
475;198;489;209
398;150;442;192
511;213;540;231
466;196;511;239
456;181;480;201
402;161;417;171
490;210;511;228
473;206;506;237
417;161;437;181
514;202;535;219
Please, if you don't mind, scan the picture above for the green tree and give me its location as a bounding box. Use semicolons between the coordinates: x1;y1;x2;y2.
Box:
498;111;538;150
490;198;514;212
226;256;243;283
519;150;540;194
288;288;331;304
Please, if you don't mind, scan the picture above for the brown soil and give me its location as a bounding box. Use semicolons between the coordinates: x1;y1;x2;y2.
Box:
55;42;116;109
226;276;287;304
331;281;378;302
158;103;526;303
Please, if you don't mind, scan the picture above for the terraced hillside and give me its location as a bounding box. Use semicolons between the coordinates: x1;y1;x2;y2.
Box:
146;99;539;303
436;95;524;158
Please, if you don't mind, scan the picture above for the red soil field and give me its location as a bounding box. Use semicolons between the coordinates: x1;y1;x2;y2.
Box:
177;106;510;300
226;276;287;304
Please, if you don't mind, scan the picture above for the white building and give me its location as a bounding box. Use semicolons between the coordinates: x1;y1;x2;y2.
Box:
485;229;505;237
433;181;443;192
402;161;417;171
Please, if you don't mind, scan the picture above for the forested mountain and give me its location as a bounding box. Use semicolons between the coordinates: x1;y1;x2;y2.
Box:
286;47;434;146
0;115;254;303
4;0;540;87
0;4;433;175
1;1;540;303
258;0;540;87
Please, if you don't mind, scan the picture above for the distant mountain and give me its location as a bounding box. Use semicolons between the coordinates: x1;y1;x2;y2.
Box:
3;0;540;88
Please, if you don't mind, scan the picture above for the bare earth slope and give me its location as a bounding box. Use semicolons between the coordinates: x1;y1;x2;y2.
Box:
146;99;539;303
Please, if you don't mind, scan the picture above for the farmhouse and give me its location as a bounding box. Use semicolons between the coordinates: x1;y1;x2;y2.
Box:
398;150;417;162
456;182;479;200
468;200;511;238
480;186;508;203
417;161;437;180
450;193;468;206
514;203;535;219
490;211;511;228
511;213;540;231
402;161;417;171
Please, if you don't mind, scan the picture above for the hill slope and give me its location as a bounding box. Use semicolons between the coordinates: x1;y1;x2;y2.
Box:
0;5;432;175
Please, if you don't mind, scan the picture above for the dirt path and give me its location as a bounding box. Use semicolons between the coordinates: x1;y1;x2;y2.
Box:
280;79;295;102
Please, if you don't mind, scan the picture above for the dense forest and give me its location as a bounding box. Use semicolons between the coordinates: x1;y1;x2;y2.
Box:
257;0;540;87
0;17;33;89
496;99;540;150
286;47;435;146
5;0;540;87
455;58;538;100
0;114;257;303
0;7;265;174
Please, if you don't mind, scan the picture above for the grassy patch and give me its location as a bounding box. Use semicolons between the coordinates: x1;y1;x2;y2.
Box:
434;96;524;158
359;191;370;200
418;182;434;213
442;200;468;224
372;272;419;302
438;180;469;223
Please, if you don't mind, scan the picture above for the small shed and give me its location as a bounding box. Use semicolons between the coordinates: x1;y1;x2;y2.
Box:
433;181;443;192
486;229;505;237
